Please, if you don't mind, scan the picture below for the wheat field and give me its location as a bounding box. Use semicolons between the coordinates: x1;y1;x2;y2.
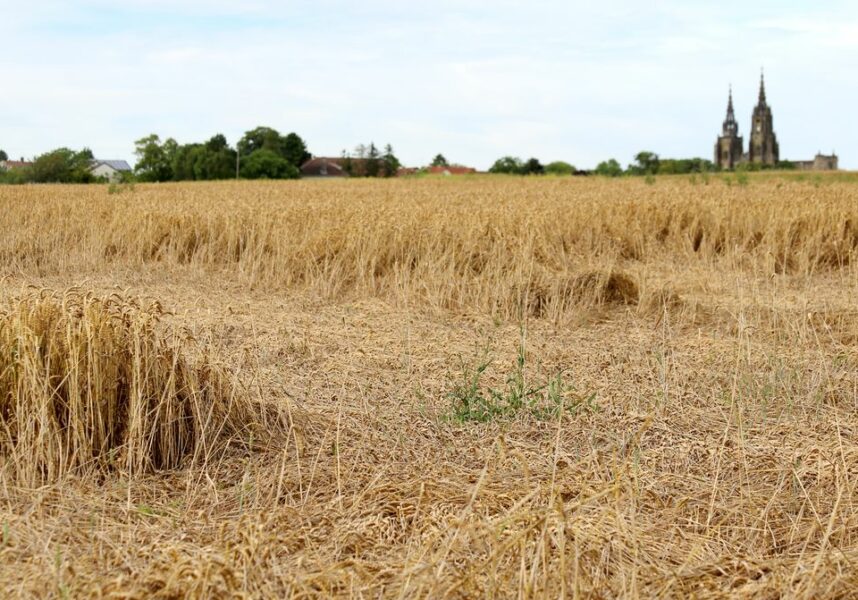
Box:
1;174;857;598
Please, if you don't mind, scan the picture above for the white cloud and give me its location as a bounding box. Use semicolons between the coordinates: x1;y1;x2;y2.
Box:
752;16;858;49
0;0;856;168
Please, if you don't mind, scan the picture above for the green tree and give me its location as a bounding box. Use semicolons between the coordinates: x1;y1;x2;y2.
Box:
240;149;299;179
195;134;237;180
594;159;623;177
238;127;309;170
162;138;179;169
342;142;400;177
430;154;448;167
205;133;228;153
166;135;238;181
29;147;95;183
281;132;310;168
238;126;282;157
489;156;524;174
544;161;575;175
134;135;174;182
523;157;544;175
628;151;660;176
365;143;380;178
0;150;7;162
545;160;575;175
171;143;203;181
381;144;400;177
657;158;716;175
195;151;232;180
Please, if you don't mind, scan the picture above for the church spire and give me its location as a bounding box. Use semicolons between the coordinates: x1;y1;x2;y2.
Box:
715;84;743;169
722;85;738;136
750;69;778;166
726;85;735;119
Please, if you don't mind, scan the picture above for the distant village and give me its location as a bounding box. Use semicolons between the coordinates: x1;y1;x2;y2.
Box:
0;81;843;184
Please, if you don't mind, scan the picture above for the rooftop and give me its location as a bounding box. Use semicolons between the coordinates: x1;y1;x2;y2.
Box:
92;160;132;172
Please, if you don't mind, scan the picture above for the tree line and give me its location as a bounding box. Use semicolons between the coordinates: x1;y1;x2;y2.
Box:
591;152;718;177
483;152;720;177
484;151;798;178
486;156;582;176
591;151;798;177
1;142;803;185
0;128;405;184
133;127;311;182
339;143;401;177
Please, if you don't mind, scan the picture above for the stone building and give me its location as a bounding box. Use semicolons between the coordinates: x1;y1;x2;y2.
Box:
794;154;839;171
714;87;743;170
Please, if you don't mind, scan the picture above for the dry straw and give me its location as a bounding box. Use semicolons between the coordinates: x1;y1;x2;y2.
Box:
0;289;271;485
0;177;857;597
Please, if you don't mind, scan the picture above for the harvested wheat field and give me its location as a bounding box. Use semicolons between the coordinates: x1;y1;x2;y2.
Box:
1;174;858;598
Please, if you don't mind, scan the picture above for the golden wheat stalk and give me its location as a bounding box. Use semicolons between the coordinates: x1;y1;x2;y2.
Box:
0;289;271;485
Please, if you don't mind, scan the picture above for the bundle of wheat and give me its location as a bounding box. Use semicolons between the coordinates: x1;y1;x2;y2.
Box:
0;289;271;485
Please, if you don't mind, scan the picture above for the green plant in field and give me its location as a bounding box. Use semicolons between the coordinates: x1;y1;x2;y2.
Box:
447;351;496;422
445;333;596;423
736;172;750;186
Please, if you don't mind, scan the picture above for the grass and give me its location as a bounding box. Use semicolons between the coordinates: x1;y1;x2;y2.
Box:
446;330;596;422
0;175;857;597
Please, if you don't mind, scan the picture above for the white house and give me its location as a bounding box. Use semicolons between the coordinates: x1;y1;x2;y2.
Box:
91;160;132;182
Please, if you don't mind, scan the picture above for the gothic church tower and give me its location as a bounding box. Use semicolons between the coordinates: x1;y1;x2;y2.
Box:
749;73;779;166
714;87;743;170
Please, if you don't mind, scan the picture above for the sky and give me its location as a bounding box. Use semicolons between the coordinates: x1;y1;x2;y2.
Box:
1;0;857;170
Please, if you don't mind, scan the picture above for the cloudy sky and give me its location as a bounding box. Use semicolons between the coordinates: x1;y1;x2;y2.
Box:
1;0;856;170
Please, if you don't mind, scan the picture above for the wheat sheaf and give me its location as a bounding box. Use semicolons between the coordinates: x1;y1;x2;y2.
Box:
0;288;273;485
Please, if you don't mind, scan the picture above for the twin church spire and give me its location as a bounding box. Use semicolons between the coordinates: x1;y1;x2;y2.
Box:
715;72;779;170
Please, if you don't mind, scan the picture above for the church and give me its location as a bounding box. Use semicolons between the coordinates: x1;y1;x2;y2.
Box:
714;74;838;171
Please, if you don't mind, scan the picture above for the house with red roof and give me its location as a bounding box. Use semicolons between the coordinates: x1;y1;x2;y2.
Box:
0;159;33;171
